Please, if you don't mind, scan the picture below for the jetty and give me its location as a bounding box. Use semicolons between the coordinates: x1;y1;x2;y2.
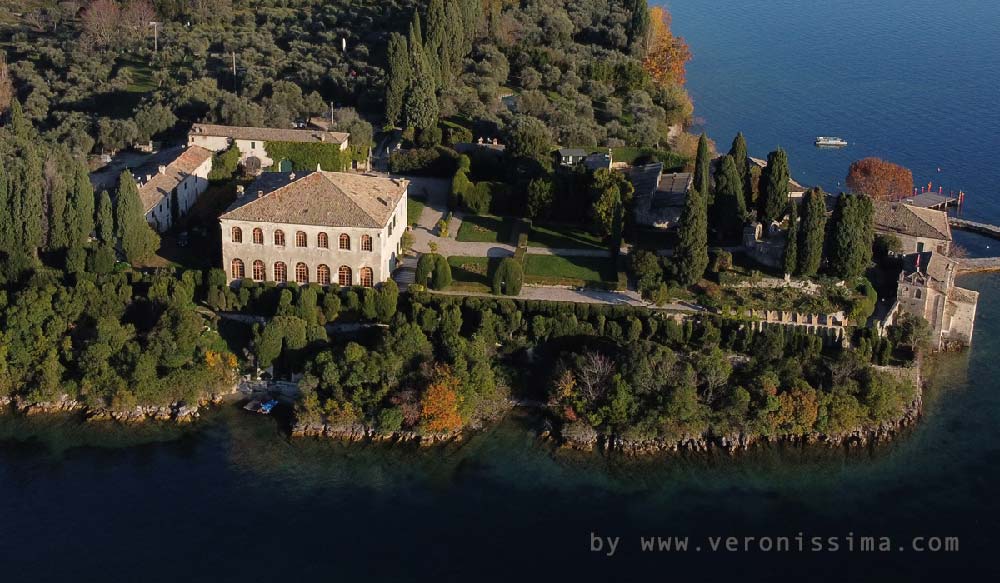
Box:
907;192;958;210
955;257;1000;274
949;217;1000;239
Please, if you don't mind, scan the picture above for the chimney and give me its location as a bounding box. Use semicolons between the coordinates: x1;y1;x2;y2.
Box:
158;165;167;175
257;190;264;198
289;172;296;181
236;185;245;198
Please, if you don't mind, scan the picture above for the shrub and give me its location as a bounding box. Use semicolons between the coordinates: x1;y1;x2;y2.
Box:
432;255;453;290
492;257;524;296
416;253;437;287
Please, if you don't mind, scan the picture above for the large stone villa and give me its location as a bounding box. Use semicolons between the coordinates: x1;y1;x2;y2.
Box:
219;170;408;287
188;123;350;170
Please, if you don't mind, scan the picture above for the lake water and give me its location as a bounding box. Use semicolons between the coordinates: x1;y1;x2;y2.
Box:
4;1;1000;581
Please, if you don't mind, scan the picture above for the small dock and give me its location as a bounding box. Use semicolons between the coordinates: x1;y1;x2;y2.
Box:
907;192;958;210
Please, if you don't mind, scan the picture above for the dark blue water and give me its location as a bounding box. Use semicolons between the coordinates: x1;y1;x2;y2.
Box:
4;2;1000;581
669;0;1000;223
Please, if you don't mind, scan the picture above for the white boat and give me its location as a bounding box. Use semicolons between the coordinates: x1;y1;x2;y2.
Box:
815;136;848;147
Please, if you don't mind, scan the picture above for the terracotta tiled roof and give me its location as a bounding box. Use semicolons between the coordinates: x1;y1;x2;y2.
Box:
136;145;213;213
221;171;408;229
874;201;951;241
190;123;349;145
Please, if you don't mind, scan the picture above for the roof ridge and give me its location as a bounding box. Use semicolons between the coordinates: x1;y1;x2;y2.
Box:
318;172;379;226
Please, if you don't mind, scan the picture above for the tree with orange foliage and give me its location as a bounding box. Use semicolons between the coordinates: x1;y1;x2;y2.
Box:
846;158;914;201
642;7;691;87
420;363;463;433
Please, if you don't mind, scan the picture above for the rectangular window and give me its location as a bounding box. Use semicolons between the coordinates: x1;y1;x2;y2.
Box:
917;242;925;253
251;142;256;149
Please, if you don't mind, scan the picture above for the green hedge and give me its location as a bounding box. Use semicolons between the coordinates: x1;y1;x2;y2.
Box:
265;141;349;172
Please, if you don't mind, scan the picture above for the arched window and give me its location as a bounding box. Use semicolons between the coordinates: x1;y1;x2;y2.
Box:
295;262;309;284
915;288;922;299
317;264;331;285
274;230;286;246
339;233;351;250
274;262;287;283
360;267;374;287
338;265;352;286
296;231;307;247
252;228;264;245
231;258;245;280
231;227;243;243
317;232;329;248
252;260;265;282
361;234;373;252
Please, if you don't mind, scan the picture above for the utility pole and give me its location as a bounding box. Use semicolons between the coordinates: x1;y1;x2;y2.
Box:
149;21;161;53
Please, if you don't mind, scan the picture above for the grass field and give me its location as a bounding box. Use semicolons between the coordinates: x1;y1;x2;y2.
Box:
523;255;617;286
447;256;497;293
407;197;426;226
456;214;515;243
528;222;605;250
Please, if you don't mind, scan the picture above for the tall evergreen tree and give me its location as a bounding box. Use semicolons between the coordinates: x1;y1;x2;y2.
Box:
44;153;69;250
674;187;709;286
693;132;711;201
796;187;827;277
425;0;447;86
783;202;798;275
385;33;409;128
459;0;483;51
12;140;44;255
627;0;652;54
0;157;12;253
713;154;747;240
828;193;874;280
728;132;752;207
759;148;790;225
405;13;439;130
69;161;95;246
96;190;114;246
114;171;159;263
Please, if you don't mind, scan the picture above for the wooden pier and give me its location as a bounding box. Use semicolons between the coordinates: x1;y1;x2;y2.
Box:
907;192;958;210
955;256;1000;274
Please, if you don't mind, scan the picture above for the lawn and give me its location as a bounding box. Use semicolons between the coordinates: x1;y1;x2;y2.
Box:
447;256;497;293
528;222;606;250
456;214;515;243
407;197;426;226
523;255;617;287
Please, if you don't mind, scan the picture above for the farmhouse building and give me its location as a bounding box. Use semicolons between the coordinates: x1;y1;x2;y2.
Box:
136;145;214;232
219;171;408;287
873;200;952;255
188;123;350;170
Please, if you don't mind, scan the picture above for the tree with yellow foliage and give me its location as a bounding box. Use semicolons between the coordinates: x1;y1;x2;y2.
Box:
420;363;464;433
642;7;692;87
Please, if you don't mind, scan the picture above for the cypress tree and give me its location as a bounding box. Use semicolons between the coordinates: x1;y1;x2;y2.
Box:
114;171;159;263
0;157;12;253
13;142;44;255
405;13;439;130
828;193;874;280
728;132;752;208
68;161;95;247
797;187;827;277
425;0;447;86
44;154;70;250
712;154;747;240
459;0;483;52
385;33;409;128
674;187;709;286
693;133;711;202
96;190;114;246
783;202;798;276
759;148;790;226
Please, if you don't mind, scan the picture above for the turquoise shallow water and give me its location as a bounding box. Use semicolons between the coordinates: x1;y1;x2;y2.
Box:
3;1;1000;581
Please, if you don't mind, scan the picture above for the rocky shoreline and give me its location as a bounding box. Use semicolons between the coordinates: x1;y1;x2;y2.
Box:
291;420;465;446
554;395;923;456
0;387;238;424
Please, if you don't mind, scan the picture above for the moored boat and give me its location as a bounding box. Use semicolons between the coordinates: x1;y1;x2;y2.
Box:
815;136;848;147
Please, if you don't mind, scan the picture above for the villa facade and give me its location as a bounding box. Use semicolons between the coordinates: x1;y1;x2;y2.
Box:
219;171;408;287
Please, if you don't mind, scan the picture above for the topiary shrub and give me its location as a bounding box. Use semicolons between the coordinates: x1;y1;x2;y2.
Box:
432;255;452;290
416;253;437;287
492;257;523;296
